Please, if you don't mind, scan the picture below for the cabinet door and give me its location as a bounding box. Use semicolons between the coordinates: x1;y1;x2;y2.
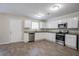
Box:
46;33;56;42
24;33;29;43
67;18;78;28
24;20;31;28
65;34;77;49
35;33;46;41
35;33;48;41
35;33;56;42
46;21;58;28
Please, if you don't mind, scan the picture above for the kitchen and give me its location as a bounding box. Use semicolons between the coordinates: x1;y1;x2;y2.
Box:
24;12;79;50
0;3;79;56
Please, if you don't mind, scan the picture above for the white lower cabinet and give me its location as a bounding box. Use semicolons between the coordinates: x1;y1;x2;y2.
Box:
24;33;29;43
46;33;56;42
65;34;77;49
35;33;47;41
24;32;56;43
35;33;56;42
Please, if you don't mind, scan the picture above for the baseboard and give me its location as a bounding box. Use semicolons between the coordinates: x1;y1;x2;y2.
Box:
0;40;24;45
0;39;54;45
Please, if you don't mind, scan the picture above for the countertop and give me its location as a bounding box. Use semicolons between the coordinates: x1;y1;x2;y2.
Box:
24;30;78;35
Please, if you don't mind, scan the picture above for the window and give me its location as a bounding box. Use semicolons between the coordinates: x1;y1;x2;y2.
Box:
32;22;39;29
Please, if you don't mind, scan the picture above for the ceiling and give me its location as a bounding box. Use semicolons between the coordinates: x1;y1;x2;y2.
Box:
0;3;79;20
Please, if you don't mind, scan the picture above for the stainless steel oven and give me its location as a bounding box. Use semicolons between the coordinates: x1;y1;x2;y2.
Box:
56;32;65;46
56;33;65;41
56;23;68;46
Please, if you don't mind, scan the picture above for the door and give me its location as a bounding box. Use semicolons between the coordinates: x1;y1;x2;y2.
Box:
10;19;23;43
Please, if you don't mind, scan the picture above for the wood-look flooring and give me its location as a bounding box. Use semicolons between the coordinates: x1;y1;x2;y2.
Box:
0;40;79;56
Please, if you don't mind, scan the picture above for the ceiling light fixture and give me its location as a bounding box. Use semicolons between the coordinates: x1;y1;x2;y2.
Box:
35;13;45;18
49;4;62;11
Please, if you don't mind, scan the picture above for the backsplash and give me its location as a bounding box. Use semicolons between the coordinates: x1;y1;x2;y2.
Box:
24;28;79;35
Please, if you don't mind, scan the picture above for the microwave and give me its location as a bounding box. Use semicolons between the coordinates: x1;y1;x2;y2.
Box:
58;23;67;28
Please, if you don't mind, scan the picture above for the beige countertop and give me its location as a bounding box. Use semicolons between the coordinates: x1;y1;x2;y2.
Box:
24;30;78;35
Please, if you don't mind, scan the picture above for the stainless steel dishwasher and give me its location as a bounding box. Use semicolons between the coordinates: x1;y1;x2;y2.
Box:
29;33;35;42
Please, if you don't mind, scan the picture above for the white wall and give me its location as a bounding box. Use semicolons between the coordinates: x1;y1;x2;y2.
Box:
0;15;10;44
39;21;46;28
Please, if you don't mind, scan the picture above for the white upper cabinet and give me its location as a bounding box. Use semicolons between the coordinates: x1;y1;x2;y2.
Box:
46;17;79;29
46;21;58;28
24;20;46;29
59;17;78;28
67;17;78;28
24;20;32;28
